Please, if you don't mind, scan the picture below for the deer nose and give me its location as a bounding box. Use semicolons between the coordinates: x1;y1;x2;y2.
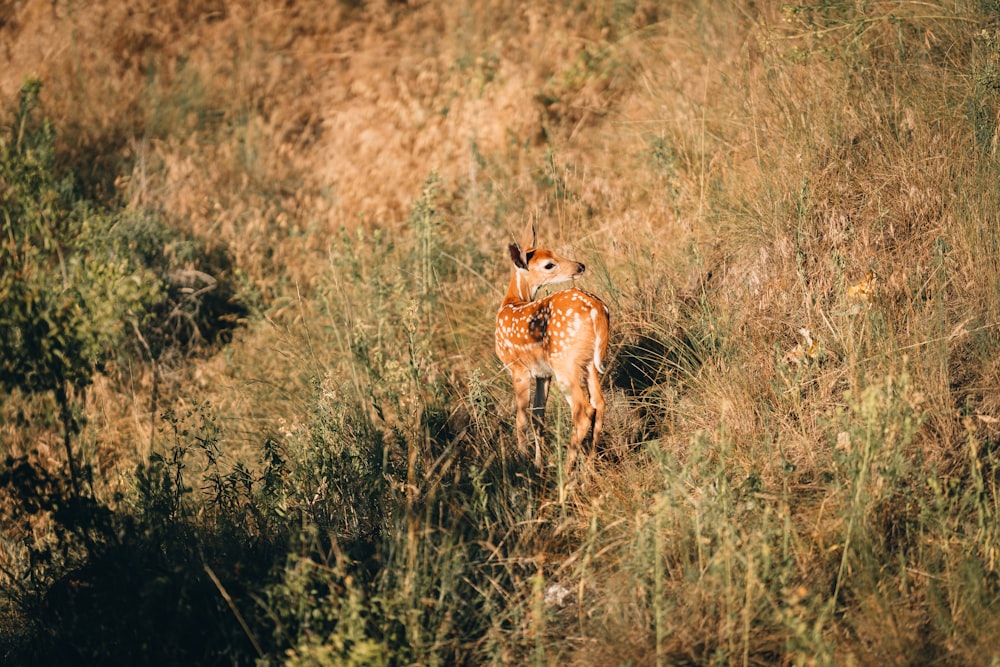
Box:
577;262;586;274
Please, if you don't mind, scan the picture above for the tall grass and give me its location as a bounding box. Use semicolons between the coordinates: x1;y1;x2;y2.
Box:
2;0;1000;664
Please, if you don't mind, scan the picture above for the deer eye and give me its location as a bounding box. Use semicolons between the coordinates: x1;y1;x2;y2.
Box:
544;262;556;270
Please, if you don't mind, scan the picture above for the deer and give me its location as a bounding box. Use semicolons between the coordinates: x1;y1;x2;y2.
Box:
495;224;610;471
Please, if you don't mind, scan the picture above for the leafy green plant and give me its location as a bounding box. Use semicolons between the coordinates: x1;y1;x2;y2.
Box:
0;79;163;493
2;404;298;665
0;78;250;492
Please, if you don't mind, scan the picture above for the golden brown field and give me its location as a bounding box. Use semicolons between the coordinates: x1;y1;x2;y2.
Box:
2;0;1000;664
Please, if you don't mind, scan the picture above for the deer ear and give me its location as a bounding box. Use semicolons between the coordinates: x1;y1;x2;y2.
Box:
509;243;528;269
519;221;536;252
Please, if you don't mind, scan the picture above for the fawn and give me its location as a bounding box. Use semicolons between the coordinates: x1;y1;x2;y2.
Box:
495;224;610;471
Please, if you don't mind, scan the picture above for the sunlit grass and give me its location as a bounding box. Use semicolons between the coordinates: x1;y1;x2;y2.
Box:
2;0;1000;664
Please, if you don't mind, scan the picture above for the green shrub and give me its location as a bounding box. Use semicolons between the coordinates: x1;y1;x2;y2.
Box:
0;80;162;395
0;79;164;494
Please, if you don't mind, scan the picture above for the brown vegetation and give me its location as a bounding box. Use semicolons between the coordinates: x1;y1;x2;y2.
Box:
3;0;1000;664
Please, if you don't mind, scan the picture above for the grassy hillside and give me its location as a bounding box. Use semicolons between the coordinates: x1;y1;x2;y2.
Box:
2;0;1000;664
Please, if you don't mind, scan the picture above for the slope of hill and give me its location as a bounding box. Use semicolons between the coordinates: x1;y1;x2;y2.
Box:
2;1;1000;664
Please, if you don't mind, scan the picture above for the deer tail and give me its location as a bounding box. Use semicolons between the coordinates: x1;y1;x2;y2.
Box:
591;307;606;374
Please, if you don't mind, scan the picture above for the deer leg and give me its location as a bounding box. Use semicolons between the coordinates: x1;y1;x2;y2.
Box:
587;362;605;450
532;376;550;428
511;369;532;459
530;376;550;466
565;382;594;473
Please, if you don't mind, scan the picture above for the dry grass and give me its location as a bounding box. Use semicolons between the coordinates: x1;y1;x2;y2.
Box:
3;0;1000;664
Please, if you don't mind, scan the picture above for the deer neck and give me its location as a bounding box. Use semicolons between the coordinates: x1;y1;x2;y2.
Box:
502;268;538;307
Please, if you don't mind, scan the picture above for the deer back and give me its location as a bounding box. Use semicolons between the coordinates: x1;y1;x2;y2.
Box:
496;288;608;376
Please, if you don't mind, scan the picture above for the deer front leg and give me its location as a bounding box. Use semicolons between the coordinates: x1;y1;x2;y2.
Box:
530;376;550;467
511;368;532;459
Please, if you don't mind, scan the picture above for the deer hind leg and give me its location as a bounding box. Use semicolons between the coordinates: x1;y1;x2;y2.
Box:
530;376;550;467
565;381;595;473
587;362;605;450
